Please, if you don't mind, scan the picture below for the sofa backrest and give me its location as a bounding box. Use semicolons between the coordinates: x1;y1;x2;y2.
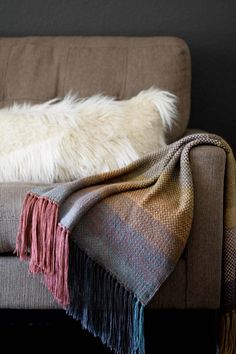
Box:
0;36;191;142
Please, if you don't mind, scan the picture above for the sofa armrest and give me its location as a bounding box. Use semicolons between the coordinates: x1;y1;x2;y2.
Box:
186;145;226;308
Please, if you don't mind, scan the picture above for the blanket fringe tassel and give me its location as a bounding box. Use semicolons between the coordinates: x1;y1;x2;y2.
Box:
220;311;236;354
67;241;145;354
15;192;69;306
16;193;145;352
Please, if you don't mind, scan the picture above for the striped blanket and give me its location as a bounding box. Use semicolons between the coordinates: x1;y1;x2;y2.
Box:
16;133;236;354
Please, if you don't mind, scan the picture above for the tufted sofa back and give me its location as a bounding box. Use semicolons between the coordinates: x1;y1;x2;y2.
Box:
0;36;191;141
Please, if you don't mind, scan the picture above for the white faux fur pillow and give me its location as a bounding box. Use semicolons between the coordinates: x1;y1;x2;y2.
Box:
0;87;177;183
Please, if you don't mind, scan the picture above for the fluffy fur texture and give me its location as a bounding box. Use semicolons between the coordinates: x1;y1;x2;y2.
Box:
0;87;177;183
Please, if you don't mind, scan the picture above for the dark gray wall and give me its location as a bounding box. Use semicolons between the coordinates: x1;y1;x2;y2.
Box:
0;0;236;150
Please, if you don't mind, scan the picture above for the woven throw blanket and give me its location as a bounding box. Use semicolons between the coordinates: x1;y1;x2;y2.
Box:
16;133;236;354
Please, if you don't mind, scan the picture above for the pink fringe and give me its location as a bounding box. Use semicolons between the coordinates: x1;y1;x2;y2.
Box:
44;225;69;306
16;193;70;306
16;193;39;259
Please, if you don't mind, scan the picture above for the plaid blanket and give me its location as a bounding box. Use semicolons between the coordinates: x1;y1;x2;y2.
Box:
16;133;236;354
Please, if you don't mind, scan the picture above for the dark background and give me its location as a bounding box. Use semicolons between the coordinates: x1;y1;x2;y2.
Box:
0;0;235;151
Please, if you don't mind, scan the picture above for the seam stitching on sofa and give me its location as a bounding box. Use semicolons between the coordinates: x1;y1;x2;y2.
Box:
62;46;72;94
2;45;13;101
120;47;129;99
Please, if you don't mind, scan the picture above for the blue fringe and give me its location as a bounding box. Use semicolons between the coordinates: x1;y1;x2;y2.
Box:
67;240;145;354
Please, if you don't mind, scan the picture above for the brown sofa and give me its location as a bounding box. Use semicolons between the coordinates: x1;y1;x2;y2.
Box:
0;36;225;313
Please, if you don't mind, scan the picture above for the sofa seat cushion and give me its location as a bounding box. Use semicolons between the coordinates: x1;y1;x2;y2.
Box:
0;255;186;309
0;182;54;252
0;255;59;309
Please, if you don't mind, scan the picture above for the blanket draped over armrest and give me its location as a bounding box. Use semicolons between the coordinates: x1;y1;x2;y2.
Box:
16;133;236;354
